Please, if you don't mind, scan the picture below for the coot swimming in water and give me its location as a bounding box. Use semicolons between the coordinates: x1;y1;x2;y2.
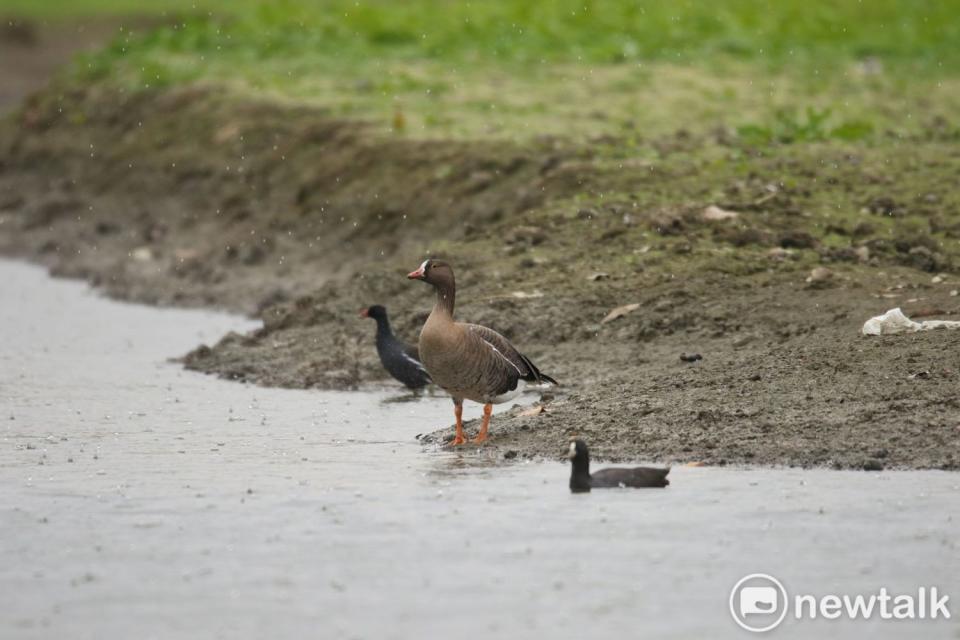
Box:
567;439;669;493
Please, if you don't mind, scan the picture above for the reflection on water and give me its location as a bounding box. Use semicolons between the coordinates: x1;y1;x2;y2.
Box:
1;260;958;640
425;451;513;478
378;392;427;404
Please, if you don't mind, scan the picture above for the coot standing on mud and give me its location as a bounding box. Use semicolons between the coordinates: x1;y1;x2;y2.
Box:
360;305;431;390
567;439;670;492
407;259;558;445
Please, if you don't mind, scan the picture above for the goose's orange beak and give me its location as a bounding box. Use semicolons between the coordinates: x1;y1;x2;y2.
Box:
407;266;425;280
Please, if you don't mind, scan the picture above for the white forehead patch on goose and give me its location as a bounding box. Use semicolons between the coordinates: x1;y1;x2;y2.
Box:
568;441;577;456
419;259;430;272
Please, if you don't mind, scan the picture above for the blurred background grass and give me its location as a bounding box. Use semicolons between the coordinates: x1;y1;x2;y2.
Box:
4;0;959;140
6;0;960;67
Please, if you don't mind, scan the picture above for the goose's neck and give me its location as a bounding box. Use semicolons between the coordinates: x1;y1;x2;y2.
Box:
432;280;456;318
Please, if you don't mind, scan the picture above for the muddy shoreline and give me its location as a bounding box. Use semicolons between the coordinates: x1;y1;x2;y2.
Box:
2;77;959;469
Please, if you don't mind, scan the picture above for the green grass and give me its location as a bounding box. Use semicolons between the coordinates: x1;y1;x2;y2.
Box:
0;0;219;18
9;0;960;67
7;0;960;141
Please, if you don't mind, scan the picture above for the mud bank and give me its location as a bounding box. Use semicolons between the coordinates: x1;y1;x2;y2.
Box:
185;268;960;470
1;84;959;469
0;84;591;312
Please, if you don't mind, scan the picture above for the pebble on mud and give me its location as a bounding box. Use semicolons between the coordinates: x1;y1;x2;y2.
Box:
680;353;703;363
805;266;834;288
779;231;818;249
702;205;739;222
766;247;795;261
131;246;154;262
862;459;884;471
507;225;547;246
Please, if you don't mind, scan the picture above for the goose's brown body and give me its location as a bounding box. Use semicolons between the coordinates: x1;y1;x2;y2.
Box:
409;259;557;444
421;318;533;404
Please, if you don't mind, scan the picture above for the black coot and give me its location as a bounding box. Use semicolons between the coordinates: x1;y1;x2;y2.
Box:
360;305;431;390
567;439;669;493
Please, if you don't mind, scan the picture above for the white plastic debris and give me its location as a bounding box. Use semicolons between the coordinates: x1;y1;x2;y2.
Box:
861;307;960;336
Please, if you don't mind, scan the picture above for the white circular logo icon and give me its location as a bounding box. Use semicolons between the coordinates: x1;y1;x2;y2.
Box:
729;573;789;633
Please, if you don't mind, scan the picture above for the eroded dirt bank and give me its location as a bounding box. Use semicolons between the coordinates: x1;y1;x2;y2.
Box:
1;84;959;469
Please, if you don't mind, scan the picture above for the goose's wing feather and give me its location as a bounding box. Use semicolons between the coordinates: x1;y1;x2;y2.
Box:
462;324;556;385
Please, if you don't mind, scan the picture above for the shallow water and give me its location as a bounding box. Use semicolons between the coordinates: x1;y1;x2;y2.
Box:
1;259;958;640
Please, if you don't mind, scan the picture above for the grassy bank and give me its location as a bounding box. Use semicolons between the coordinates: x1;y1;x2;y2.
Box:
5;1;957;141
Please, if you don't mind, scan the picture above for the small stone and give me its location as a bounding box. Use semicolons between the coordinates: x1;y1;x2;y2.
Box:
779;231;818;249
680;353;703;363
767;247;793;261
702;205;739;222
805;267;834;287
507;225;547;246
503;450;518;460
863;459;884;472
732;334;756;347
131;246;153;262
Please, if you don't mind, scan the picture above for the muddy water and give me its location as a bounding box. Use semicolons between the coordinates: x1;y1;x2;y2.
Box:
1;259;958;640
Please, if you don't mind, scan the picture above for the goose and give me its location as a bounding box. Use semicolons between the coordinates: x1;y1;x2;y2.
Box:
360;305;431;390
567;439;670;492
407;259;557;445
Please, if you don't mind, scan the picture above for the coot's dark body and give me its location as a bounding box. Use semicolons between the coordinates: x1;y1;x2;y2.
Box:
361;305;431;390
568;439;669;493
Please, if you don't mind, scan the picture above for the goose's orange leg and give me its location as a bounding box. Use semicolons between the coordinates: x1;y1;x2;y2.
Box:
471;403;493;444
451;402;467;446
